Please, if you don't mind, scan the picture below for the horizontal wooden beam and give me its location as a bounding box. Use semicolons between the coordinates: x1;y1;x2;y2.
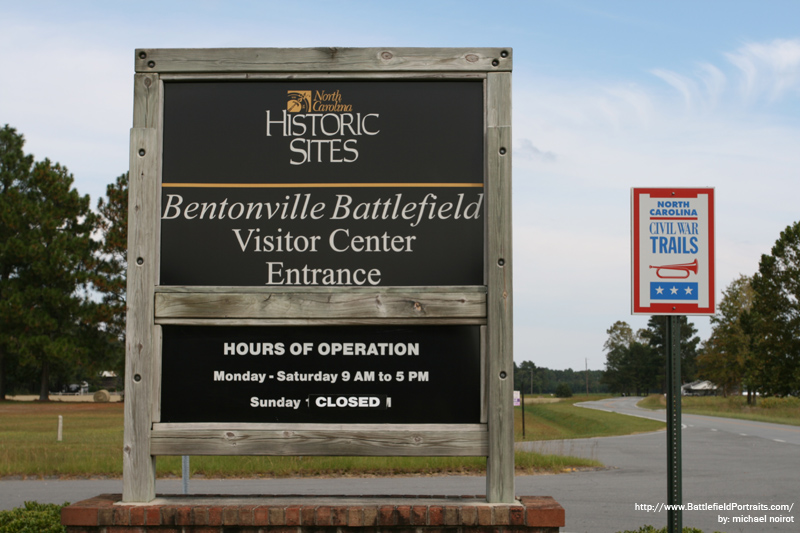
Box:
135;48;512;73
155;288;486;319
156;286;487;294
155;318;486;326
160;72;488;81
150;425;488;456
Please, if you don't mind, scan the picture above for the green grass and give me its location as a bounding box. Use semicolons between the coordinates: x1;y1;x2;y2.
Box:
0;401;603;478
0;402;125;478
156;451;600;478
515;394;665;441
637;394;664;410
637;394;800;426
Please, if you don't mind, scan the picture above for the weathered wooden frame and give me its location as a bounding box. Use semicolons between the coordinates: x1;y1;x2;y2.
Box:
124;48;512;503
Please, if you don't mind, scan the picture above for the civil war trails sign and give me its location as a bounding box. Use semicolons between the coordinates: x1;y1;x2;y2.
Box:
631;187;715;315
124;48;513;503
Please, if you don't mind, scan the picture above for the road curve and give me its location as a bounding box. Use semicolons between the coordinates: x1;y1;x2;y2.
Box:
576;395;800;446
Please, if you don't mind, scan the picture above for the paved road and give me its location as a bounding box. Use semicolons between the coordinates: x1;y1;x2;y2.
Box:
518;397;800;532
578;396;800;445
2;397;797;532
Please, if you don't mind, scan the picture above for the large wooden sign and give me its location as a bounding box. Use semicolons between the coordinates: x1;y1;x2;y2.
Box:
124;48;513;504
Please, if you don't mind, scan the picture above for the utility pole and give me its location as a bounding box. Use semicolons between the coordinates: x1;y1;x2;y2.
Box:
585;358;589;395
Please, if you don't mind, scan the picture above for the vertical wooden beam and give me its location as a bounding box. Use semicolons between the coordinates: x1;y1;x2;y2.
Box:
132;72;160;129
486;71;514;503
123;72;160;502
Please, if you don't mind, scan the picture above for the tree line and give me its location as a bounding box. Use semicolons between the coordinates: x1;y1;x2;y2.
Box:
513;361;608;396
601;316;700;396
603;221;800;401
0;125;127;399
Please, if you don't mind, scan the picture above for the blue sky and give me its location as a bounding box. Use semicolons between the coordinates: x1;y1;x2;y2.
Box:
2;1;799;371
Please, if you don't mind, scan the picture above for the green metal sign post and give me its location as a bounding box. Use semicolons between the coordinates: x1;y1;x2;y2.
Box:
666;315;682;533
633;188;716;532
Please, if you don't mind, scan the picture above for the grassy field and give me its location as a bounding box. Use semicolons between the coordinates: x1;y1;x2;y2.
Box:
515;395;665;441
1;400;612;479
637;393;800;426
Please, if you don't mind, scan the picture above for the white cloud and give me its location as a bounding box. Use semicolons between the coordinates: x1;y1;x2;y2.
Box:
515;139;556;162
696;62;727;108
652;39;800;110
725;39;800;102
651;68;698;110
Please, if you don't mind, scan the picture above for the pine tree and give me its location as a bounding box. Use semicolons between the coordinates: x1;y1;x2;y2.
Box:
601;321;659;395
0;125;102;399
93;172;129;381
641;315;700;389
697;275;754;397
0;126;35;398
751;221;800;397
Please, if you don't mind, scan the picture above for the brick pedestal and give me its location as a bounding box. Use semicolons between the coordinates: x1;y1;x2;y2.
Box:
62;494;564;532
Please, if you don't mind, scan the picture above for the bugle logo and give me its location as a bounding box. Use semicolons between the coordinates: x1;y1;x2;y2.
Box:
267;89;380;165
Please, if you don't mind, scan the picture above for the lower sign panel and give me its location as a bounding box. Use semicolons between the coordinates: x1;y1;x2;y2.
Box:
160;325;481;424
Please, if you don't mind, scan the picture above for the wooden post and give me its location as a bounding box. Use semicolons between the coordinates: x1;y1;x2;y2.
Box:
486;69;514;503
122;72;160;502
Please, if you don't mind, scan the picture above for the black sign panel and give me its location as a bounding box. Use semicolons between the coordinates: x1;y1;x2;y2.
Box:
160;325;481;424
160;80;484;286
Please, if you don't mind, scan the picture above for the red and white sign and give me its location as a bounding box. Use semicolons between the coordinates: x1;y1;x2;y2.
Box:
631;188;715;315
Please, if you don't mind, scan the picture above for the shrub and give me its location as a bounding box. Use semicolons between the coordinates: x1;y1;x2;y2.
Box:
0;501;67;533
555;383;573;398
616;526;720;533
759;396;800;409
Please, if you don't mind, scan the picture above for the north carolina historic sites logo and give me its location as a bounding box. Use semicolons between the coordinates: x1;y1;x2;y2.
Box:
267;89;379;165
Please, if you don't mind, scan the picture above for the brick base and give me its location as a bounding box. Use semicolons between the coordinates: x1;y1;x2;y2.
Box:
62;494;564;533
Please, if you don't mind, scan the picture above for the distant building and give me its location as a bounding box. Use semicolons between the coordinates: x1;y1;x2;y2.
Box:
100;371;120;391
682;380;718;396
